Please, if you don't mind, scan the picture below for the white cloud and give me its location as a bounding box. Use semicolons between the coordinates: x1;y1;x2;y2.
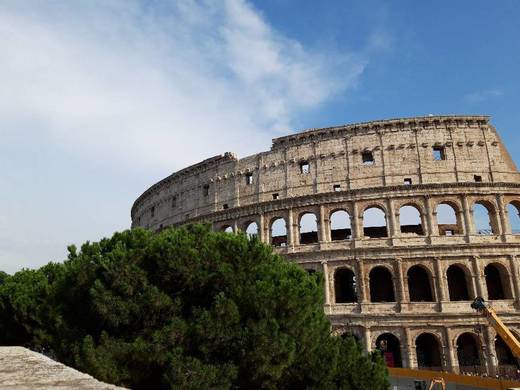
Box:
464;88;504;104
0;0;368;273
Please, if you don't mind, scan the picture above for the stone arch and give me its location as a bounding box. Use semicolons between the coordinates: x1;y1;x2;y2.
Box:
330;209;352;241
415;333;442;369
456;332;482;371
484;262;512;300
399;205;424;236
407;265;434;302
244;221;258;237
436;202;463;235
376;333;402;367
270;217;287;247
334;267;357;303
369;266;395;302
299;212;318;244
447;264;472;301
222;225;234;233
507;201;520;234
363;206;388;238
472;201;497;235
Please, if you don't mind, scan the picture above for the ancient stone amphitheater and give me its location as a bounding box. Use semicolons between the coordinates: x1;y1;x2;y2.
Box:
131;115;520;377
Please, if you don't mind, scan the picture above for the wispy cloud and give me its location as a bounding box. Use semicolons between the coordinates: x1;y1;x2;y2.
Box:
0;0;370;273
464;88;504;104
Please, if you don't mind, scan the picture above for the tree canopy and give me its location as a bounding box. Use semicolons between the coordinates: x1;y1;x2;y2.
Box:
0;224;388;389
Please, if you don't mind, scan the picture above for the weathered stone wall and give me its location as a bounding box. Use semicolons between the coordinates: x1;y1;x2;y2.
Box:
131;115;520;376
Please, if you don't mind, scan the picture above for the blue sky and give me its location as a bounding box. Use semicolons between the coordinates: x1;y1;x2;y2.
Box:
1;0;519;273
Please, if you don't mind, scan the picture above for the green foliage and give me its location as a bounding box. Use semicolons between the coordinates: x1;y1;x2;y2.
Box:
0;225;388;389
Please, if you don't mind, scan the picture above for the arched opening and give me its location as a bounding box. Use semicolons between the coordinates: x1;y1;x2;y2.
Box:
330;210;351;241
369;267;395;302
299;212;318;244
447;265;471;301
456;333;482;371
271;218;287;247
363;207;387;238
399;205;424;235
495;334;520;376
416;333;442;369
376;333;402;367
485;263;511;300
436;203;461;235
473;202;494;235
223;225;233;233
334;268;357;303
407;266;434;302
507;202;520;234
245;221;258;237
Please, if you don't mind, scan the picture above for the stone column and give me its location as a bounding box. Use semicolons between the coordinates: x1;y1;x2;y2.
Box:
471;256;485;299
483;325;497;376
364;326;372;353
497;194;510;235
259;214;266;243
287;209;296;246
394;258;408;310
352;202;363;239
434;257;447;307
509;255;520;306
387;198;398;238
425;196;436;236
322;261;331;306
356;257;368;304
403;327;413;368
462;195;475;238
233;220;238;233
318;205;329;242
444;327;458;373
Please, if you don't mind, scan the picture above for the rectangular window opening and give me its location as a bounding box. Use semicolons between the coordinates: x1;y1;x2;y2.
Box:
272;193;279;200
203;184;210;196
445;229;454;236
432;146;446;161
151;206;155;218
474;175;482;182
222;204;229;210
404;178;412;185
245;172;254;185
300;161;310;174
333;184;341;192
172;196;177;208
362;151;374;165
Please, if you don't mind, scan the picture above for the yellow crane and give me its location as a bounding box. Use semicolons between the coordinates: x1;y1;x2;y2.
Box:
471;297;520;359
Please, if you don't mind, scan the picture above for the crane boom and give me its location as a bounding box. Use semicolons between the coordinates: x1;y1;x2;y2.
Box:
471;297;520;359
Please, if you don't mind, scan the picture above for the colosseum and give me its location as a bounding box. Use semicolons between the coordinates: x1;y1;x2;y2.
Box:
131;115;520;377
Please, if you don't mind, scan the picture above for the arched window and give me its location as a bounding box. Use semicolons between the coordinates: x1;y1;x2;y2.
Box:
495;334;520;371
507;202;520;234
376;333;402;367
223;225;233;233
363;207;387;238
330;210;351;241
456;333;482;372
473;202;494;235
245;221;258;237
334;268;357;303
447;265;471;301
485;263;511;300
416;333;442;369
271;218;287;247
399;205;424;235
299;213;318;244
369;267;395;302
407;266;434;302
436;203;461;235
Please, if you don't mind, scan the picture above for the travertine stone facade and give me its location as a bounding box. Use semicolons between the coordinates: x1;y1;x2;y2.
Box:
131;115;520;375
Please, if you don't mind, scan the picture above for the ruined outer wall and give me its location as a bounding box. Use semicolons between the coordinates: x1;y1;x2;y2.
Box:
131;115;519;230
130;115;520;376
